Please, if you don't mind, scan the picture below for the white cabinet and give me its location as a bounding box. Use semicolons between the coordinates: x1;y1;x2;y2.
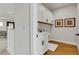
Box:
38;4;53;24
38;32;48;55
38;4;45;22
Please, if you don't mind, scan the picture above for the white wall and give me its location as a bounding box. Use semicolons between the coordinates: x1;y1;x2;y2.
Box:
0;4;15;20
50;4;77;45
14;4;30;55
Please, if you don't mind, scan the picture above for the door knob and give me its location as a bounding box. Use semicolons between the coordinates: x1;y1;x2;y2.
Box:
76;34;79;36
36;34;38;38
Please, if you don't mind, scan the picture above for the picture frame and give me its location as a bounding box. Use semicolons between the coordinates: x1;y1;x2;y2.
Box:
55;19;63;27
64;18;75;27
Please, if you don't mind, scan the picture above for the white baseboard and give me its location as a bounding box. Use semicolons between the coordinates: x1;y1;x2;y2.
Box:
49;39;77;46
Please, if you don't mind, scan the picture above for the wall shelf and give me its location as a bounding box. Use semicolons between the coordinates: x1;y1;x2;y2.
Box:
38;21;53;25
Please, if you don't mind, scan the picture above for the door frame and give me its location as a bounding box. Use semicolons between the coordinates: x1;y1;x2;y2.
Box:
30;3;38;55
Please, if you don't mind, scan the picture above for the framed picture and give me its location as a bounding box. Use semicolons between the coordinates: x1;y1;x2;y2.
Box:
55;19;63;27
64;18;75;27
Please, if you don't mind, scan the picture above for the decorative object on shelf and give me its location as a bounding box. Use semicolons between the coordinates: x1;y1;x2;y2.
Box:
64;18;75;27
55;19;63;27
7;21;15;29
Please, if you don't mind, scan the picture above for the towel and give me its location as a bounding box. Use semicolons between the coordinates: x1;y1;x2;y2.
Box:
48;43;58;51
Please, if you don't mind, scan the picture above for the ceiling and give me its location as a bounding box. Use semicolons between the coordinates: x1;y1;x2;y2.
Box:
43;3;77;11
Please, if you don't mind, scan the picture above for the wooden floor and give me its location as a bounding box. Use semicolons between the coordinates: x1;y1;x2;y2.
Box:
45;40;78;55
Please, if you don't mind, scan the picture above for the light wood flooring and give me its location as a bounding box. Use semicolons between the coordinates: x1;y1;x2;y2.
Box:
45;40;78;55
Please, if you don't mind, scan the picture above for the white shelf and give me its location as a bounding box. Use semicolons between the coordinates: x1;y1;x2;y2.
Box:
38;21;53;25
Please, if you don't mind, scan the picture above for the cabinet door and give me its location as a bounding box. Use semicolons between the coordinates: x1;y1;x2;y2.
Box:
38;32;48;55
38;4;41;21
38;4;53;24
43;32;48;53
38;4;45;22
45;9;53;24
38;33;44;55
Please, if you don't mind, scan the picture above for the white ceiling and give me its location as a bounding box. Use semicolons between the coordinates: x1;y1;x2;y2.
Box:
43;3;77;11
